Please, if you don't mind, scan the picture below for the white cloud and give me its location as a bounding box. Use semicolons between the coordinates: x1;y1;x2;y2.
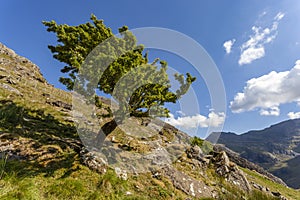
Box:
223;39;236;54
230;60;300;115
288;112;300;119
274;12;285;21
238;47;265;65
260;107;280;116
165;112;225;129
239;12;284;65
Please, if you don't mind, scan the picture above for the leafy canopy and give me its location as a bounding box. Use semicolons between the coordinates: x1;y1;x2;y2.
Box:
43;15;196;119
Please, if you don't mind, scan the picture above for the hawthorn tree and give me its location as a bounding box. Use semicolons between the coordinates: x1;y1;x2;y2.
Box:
43;15;196;119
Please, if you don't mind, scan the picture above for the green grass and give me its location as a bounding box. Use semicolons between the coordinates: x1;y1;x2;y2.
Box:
1;53;299;199
242;167;300;200
0;156;112;199
0;98;293;199
173;155;283;200
0;159;190;200
0;162;99;200
191;136;204;147
1;169;281;200
0;153;8;180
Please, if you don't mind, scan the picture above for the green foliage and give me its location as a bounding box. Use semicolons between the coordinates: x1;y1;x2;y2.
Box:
43;15;113;90
190;136;204;147
190;136;213;154
94;95;102;108
43;15;196;119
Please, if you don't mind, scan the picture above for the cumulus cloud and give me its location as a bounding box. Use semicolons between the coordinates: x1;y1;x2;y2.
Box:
239;12;284;65
165;112;225;129
223;39;236;54
288;112;300;119
230;60;300;116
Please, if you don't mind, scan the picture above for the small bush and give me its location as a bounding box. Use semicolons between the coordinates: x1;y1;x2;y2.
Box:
190;136;203;147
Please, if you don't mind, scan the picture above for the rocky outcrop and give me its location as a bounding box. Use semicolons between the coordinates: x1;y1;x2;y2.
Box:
1;42;296;199
46;100;72;110
210;119;300;188
80;149;108;174
250;182;288;200
0;43;47;84
186;146;251;192
211;151;251;192
0;83;23;96
214;144;287;186
186;145;204;160
161;165;214;198
185;146;289;199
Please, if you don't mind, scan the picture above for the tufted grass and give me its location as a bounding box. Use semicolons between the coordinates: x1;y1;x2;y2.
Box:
242;167;300;200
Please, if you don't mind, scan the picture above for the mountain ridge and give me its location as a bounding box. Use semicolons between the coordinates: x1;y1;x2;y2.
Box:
208;118;300;189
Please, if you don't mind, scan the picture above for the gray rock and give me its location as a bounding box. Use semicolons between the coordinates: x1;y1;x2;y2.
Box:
214;144;287;186
80;149;107;174
162;165;213;198
46;100;72;110
271;191;281;197
0;83;22;96
251;182;264;190
212;151;251;192
115;167;128;180
186;145;203;160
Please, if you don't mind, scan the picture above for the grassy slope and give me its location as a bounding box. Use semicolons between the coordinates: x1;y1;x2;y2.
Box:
0;160;189;200
0;47;299;199
0;52;188;200
242;167;300;200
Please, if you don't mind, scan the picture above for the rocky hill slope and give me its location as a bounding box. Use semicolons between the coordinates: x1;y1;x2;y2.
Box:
208;119;300;189
0;42;299;199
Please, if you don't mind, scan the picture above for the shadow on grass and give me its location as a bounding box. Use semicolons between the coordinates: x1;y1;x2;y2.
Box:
1;152;78;179
0;99;78;141
0;99;81;179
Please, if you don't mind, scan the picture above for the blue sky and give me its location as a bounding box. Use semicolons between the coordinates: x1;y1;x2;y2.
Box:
1;1;300;137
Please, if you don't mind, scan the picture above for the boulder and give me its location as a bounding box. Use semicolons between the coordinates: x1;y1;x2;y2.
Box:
162;165;213;198
186;145;203;160
80;149;107;174
212;151;251;192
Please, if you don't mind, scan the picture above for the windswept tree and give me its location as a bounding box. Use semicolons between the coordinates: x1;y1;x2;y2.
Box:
43;15;195;120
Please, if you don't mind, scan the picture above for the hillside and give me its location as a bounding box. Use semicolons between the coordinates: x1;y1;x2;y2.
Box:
0;42;299;199
208;119;300;189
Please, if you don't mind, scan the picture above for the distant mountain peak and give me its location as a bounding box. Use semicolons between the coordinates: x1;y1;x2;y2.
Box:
213;118;300;189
